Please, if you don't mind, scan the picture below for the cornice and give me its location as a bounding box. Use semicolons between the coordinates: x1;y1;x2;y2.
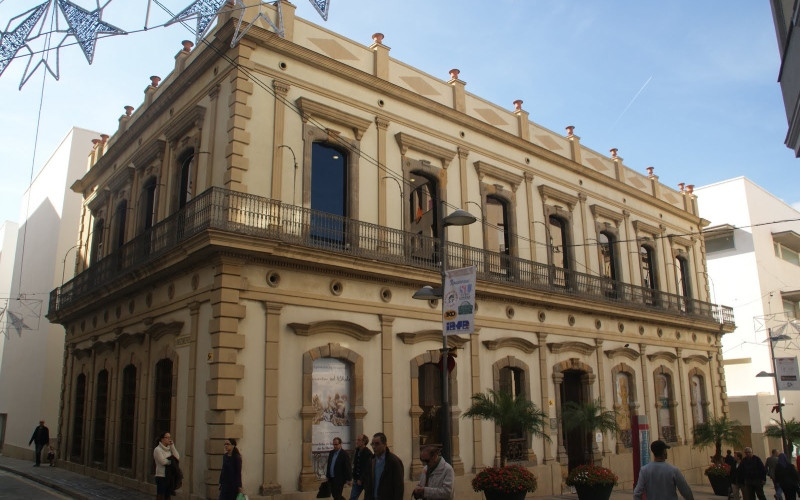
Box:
394;132;456;168
547;341;597;355
538;185;579;210
604;347;641;360
165;105;207;145
482;337;538;354
397;330;468;348
683;354;710;365
288;320;379;341
668;234;693;248
296;96;372;140
646;351;678;362
590;204;624;224
473;161;523;191
632;220;663;237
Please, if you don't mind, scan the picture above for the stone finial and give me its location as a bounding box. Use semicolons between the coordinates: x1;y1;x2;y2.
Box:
449;68;460;80
686;184;694;194
149;75;161;87
610;148;618;158
678;182;685;192
513;99;523;111
181;40;194;52
372;33;384;44
566;125;575;136
91;139;101;146
124;105;134;116
100;134;109;143
646;166;654;176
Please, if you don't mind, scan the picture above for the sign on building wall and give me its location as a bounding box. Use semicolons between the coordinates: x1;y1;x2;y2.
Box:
311;358;352;453
776;357;800;391
443;266;476;335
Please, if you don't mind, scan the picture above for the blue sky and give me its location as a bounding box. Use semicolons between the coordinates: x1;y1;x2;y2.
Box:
0;0;797;227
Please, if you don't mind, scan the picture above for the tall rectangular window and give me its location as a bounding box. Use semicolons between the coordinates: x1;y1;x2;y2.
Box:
119;365;137;469
92;370;109;462
153;359;173;440
310;143;347;245
71;374;86;458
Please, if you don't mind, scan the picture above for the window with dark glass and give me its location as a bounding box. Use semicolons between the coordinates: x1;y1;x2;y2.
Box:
71;374;86;458
486;196;511;274
640;245;658;305
654;372;677;442
408;174;439;261
549;216;570;287
676;256;691;300
118;365;136;469
310;143;347;243
140;178;157;232
690;374;708;425
92;370;109;462
153;359;173;440
177;149;194;209
90;219;104;265
599;232;617;280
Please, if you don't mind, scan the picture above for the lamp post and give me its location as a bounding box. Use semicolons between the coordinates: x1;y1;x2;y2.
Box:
757;330;792;454
61;244;80;286
412;201;476;464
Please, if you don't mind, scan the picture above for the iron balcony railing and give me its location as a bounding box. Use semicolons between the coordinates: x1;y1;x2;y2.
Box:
49;187;735;327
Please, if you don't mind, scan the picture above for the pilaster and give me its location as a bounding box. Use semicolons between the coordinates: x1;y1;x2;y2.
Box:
271;80;291;201
261;302;283;495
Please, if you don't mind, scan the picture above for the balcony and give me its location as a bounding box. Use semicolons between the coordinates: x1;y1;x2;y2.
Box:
49;187;735;327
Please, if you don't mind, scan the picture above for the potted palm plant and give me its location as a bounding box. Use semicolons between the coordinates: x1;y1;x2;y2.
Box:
692;416;743;496
561;399;620;500
463;390;549;500
765;417;800;455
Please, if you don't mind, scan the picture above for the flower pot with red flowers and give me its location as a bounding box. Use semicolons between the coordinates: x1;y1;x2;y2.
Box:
704;463;731;496
472;464;537;500
565;464;618;500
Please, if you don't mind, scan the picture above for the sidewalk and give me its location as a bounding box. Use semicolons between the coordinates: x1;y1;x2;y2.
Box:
0;453;772;499
0;455;150;500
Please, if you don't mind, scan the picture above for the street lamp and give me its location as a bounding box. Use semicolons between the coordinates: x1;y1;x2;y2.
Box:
412;201;476;464
757;330;792;454
277;145;298;205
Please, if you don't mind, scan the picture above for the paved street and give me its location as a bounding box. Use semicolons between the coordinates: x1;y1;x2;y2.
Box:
0;469;71;499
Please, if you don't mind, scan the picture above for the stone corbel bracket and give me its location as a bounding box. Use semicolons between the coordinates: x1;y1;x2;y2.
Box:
547;341;597;355
288;320;380;341
482;337;538;354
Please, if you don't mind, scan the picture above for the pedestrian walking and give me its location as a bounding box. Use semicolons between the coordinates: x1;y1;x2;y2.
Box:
219;438;243;500
28;420;49;467
153;431;180;500
412;445;453;499
741;447;768;500
363;432;404;500
633;440;694;500
774;454;799;500
766;449;783;500
326;437;352;500
350;434;373;500
732;451;745;500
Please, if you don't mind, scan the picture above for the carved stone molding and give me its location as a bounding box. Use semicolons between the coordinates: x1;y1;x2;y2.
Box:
668;234;693;248
538;185;579;210
164;105;206;143
589;204;624;224
289;320;380;342
394;132;456;168
646;351;678;362
473;161;523;192
117;331;146;349
632;220;663;236
397;330;468;348
547;341;597;355
146;321;185;342
604;347;641;360
482;337;538;354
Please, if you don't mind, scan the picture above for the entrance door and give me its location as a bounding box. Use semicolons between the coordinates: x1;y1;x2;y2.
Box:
561;370;588;470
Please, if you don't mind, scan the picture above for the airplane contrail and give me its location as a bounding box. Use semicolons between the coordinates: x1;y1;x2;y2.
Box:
611;75;654;130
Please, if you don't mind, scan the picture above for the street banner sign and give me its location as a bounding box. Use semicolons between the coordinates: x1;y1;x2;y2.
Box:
776;357;800;391
443;266;476;335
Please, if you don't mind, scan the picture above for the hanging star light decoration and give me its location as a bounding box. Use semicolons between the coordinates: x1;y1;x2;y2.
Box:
307;0;330;21
166;0;230;45
231;0;284;46
57;0;126;64
0;3;49;78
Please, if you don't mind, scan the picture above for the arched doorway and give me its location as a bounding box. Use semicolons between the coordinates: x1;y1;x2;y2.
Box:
553;359;596;470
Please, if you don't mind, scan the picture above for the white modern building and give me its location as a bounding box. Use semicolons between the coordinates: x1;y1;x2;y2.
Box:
696;177;800;454
0;127;99;459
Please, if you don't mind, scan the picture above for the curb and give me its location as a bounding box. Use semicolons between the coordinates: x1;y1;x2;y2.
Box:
0;462;90;500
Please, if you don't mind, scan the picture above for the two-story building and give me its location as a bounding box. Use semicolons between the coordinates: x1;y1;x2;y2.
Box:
47;3;734;497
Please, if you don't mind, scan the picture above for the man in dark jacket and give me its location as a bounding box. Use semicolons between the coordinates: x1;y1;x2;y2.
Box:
28;420;49;466
350;434;373;500
364;432;404;500
741;447;768;500
326;437;352;500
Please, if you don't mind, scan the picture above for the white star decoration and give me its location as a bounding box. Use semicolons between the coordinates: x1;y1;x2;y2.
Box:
167;0;230;45
57;0;126;64
0;0;332;89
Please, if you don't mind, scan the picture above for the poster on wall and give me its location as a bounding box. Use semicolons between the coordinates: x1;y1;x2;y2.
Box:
776;357;800;391
311;358;352;452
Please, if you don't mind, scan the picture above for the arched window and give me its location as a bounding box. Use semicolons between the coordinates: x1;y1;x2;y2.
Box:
654;370;677;443
71;373;87;458
112;201;127;251
90;219;104;265
640;245;658;304
310;143;348;244
549;215;570;287
690;372;708;425
92;369;109;463
119;365;137;469
498;366;526;462
487;196;511;274
310;357;353;478
418;362;443;448
613;370;635;449
177;149;195;209
153;359;173;440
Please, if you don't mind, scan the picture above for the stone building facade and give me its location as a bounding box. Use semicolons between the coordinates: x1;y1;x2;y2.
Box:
47;3;734;498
